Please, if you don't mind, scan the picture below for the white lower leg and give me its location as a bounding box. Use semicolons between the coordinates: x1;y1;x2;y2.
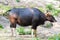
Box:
34;30;37;37
31;29;34;38
11;28;16;36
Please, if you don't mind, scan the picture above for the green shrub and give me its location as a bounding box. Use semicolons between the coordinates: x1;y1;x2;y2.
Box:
0;24;3;30
45;24;53;28
46;4;60;16
32;37;40;40
43;21;53;28
0;4;11;16
48;34;60;40
16;0;20;2
52;9;60;16
0;4;11;10
38;7;44;12
24;29;31;35
16;27;25;35
16;27;32;35
46;4;54;10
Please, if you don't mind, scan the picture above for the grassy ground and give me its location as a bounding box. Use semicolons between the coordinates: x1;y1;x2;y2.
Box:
0;36;46;40
0;29;47;40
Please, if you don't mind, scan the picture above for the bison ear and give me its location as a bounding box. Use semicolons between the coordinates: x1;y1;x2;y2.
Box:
45;10;51;16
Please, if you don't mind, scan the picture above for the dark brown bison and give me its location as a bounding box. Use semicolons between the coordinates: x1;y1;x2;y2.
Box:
4;8;57;37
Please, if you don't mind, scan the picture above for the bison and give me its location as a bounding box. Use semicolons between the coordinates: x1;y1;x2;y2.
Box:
4;8;57;37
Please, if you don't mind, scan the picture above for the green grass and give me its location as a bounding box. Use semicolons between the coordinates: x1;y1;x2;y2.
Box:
44;22;53;28
38;7;45;12
0;4;11;15
0;4;11;11
0;24;3;30
16;27;32;35
52;9;60;16
16;27;25;35
32;37;40;40
46;4;54;10
16;0;20;2
48;34;60;40
46;3;60;16
0;3;59;17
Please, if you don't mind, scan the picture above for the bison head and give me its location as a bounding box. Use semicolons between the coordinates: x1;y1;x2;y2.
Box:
45;11;57;22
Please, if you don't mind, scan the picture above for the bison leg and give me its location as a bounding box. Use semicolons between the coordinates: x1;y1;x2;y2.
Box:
31;29;37;38
32;20;39;37
11;28;16;37
31;29;34;38
9;16;16;37
10;23;16;37
34;29;37;37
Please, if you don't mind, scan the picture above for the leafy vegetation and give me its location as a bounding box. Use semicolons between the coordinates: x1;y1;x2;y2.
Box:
0;4;11;16
16;0;20;2
52;9;60;16
46;4;60;16
32;37;40;40
0;3;59;17
0;24;3;30
0;4;11;11
46;4;54;10
16;27;32;35
16;27;25;35
44;22;53;28
38;7;45;12
48;34;60;40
